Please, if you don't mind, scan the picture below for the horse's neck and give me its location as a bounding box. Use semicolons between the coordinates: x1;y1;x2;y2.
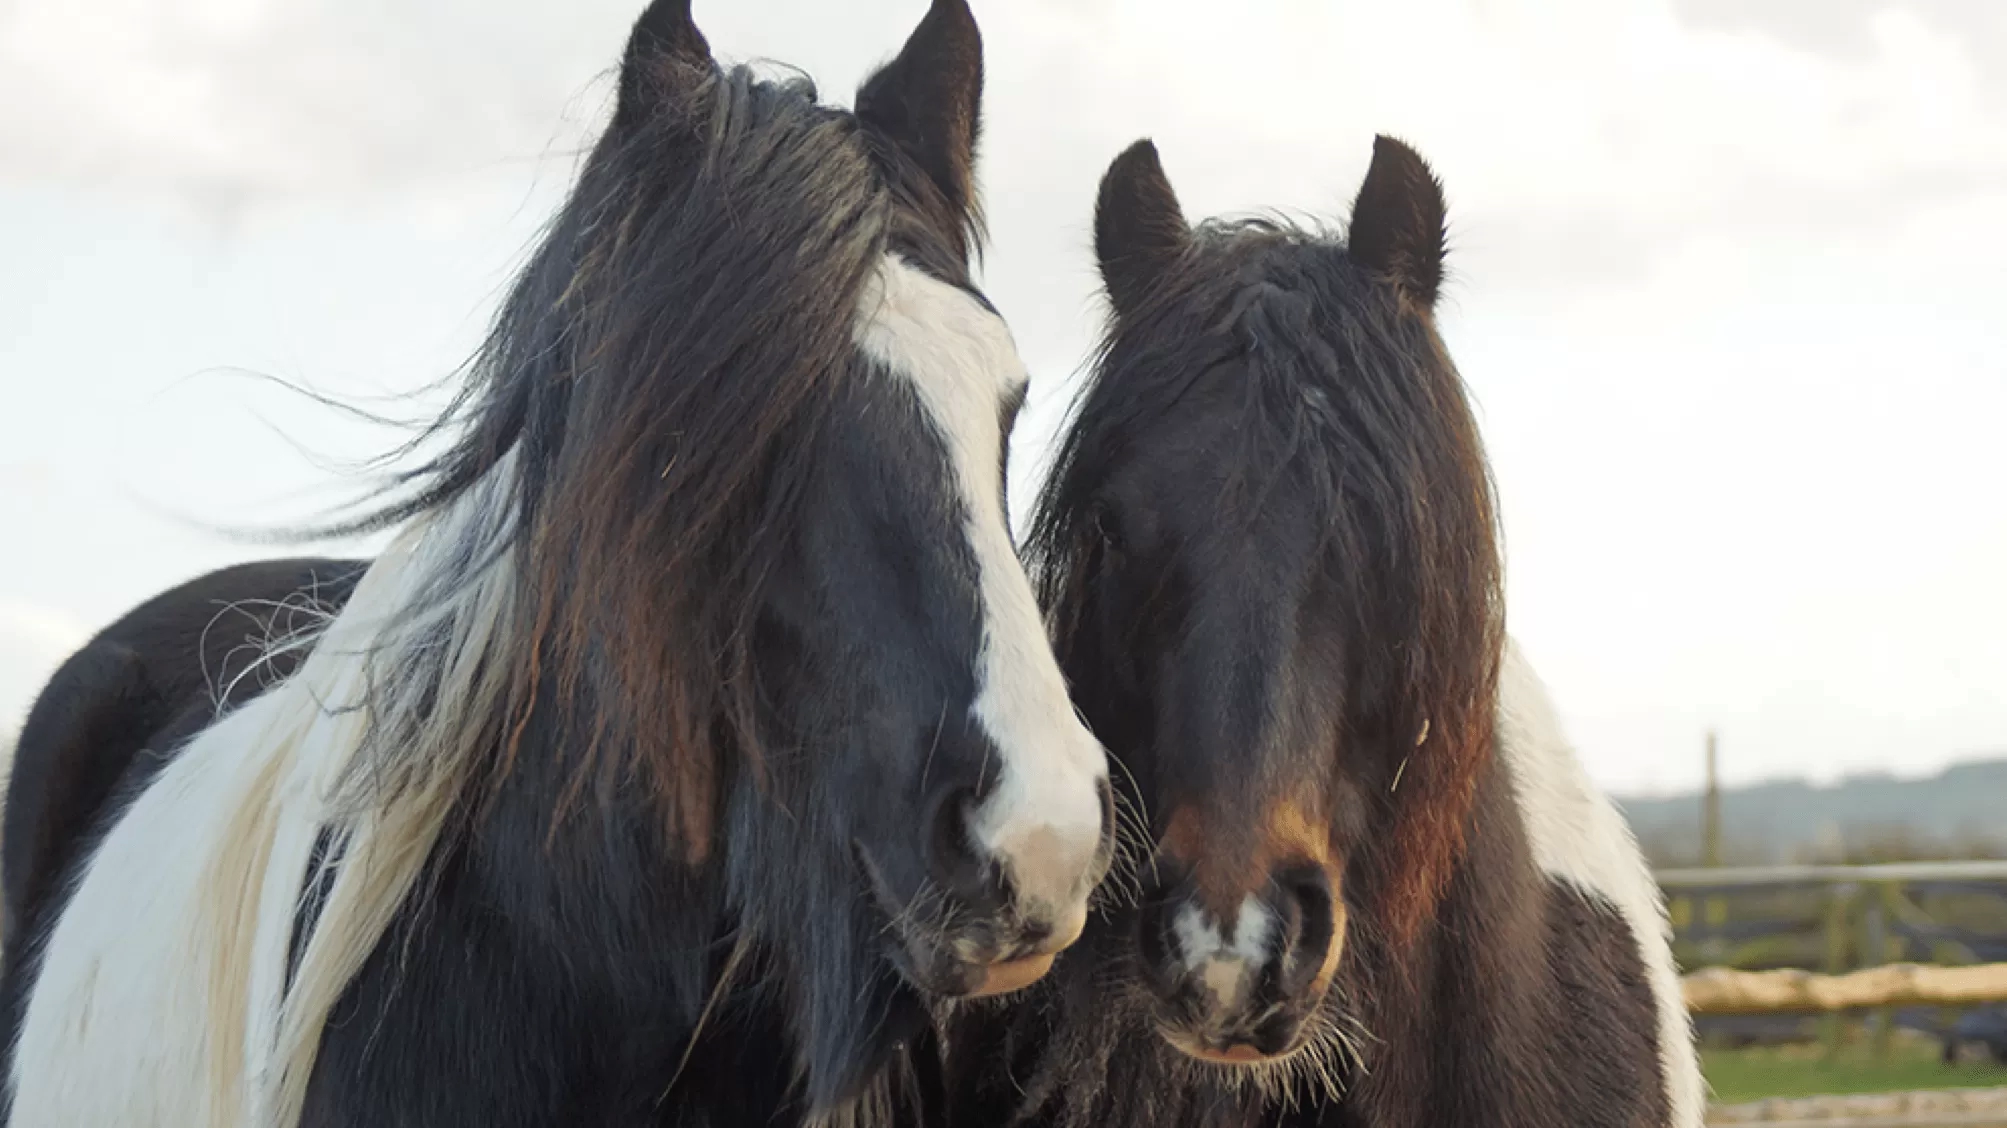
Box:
1345;754;1558;1126
461;724;722;933
1322;741;1684;1128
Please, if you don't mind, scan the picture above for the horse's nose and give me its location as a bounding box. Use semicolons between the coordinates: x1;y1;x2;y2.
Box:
983;774;1112;945
905;776;1101;999
925;772;1110;961
1268;864;1340;998
1139;863;1341;1061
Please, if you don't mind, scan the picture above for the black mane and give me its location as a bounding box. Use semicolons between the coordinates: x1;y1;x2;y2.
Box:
328;62;940;856
265;59;974;1122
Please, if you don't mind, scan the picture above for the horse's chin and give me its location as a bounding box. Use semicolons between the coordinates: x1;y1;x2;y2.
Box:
885;932;1058;1000
1148;999;1331;1070
855;848;1064;1002
967;952;1056;996
1158;1027;1306;1067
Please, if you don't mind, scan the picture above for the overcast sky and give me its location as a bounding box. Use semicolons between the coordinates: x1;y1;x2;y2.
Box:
2;0;2003;795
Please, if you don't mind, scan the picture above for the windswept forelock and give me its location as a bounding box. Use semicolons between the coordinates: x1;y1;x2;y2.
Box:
322;63;914;866
224;64;910;1110
529;71;890;848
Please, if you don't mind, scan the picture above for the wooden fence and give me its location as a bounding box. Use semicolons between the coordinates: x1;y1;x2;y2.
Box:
1709;1085;2007;1128
1659;862;2007;1057
1685;962;2007;1014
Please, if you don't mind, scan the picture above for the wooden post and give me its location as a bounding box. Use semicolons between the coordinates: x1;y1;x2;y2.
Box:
1699;731;1726;960
1702;730;1722;868
1863;888;1889;1059
1821;882;1855;1059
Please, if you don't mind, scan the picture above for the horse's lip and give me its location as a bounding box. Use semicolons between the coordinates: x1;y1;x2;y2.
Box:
883;934;1059;999
1184;1042;1270;1065
961;952;1056;998
852;840;1059;999
1158;1026;1298;1066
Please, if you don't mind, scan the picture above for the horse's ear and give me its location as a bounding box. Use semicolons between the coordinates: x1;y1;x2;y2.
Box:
1095;139;1190;317
614;0;714;130
1347;134;1447;309
856;0;984;223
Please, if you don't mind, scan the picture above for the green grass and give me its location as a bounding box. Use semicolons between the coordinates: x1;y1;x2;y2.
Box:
1705;1037;2007;1104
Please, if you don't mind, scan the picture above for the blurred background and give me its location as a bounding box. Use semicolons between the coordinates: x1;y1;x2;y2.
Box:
2;0;2004;1113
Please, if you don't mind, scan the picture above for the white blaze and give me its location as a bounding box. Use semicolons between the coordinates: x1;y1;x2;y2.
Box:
853;255;1110;933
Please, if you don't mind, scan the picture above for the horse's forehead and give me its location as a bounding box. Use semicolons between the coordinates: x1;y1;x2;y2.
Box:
854;257;1025;413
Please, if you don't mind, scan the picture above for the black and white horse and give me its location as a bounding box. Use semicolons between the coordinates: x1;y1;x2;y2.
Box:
2;2;1112;1124
1;558;365;962
934;138;1704;1127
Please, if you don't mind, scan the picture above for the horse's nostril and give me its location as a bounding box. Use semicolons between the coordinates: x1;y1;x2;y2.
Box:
926;786;988;898
1273;864;1338;993
1280;866;1332;924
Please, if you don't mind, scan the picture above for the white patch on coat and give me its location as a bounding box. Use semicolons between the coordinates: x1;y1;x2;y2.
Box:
855;255;1110;935
1494;639;1708;1127
11;467;523;1128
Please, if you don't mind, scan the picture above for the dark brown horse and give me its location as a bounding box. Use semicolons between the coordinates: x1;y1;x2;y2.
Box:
934;136;1703;1128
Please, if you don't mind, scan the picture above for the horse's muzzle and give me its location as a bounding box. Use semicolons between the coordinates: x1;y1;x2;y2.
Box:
1135;860;1344;1064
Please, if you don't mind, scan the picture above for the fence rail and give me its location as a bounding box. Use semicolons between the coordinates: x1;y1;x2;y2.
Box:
1661;862;2007;889
1684;962;2007;1014
1717;1107;2007;1115
1708;1086;2007;1127
1659;859;2007;1068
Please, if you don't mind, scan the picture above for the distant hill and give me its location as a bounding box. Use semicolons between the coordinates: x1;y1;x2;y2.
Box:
1616;757;2007;867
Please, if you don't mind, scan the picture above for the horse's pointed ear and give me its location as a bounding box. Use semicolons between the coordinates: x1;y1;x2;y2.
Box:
856;0;984;223
1347;134;1447;309
1095;139;1190;317
614;0;714;130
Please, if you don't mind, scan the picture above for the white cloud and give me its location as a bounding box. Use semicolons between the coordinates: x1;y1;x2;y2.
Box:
6;1;2001;235
0;0;631;222
0;602;92;726
0;601;90;660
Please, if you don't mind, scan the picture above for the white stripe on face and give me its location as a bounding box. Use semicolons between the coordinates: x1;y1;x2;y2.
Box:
853;255;1109;935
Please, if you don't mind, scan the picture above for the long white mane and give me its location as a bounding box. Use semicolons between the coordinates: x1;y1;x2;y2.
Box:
10;459;521;1128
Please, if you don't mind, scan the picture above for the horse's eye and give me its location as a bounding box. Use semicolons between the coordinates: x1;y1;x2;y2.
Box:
1089;502;1126;558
